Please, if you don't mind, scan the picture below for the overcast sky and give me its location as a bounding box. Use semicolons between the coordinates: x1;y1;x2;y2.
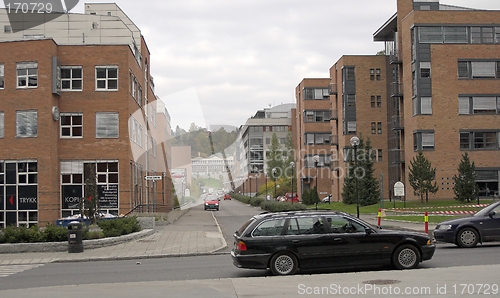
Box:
22;1;500;130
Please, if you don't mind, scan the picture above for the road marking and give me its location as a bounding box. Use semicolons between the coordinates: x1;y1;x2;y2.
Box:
0;264;44;278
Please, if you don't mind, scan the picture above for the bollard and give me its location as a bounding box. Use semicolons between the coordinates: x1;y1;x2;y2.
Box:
377;208;381;227
424;211;429;234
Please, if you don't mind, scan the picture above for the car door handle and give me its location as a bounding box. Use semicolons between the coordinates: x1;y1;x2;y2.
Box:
333;238;343;243
292;240;300;243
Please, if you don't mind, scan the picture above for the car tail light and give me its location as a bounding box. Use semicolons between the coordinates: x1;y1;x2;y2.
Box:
236;240;247;251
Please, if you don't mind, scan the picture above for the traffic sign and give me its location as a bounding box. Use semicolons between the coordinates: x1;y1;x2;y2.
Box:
394;181;405;196
145;176;162;181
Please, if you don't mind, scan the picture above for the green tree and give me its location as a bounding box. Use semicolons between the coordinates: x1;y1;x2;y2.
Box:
408;151;438;203
342;136;379;206
266;133;285;180
452;152;479;203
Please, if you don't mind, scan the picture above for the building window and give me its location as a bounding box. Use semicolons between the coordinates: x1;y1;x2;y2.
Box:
304;133;331;145
61;66;82;91
16;110;37;137
370;95;382;108
17;62;38;88
459;96;500;114
303;110;330;123
370;68;375;80
377;149;382;161
60;113;83;138
346;94;356;106
376;68;381;80
413;131;434;151
0;111;3;138
377;122;382;134
460;131;499;150
304;88;329;100
96;112;118;138
420;62;431;78
458;61;500;79
413;97;432;115
96;66;118;90
0;161;38;227
472;27;494;44
0;63;4;89
130;118;143;147
371;122;376;134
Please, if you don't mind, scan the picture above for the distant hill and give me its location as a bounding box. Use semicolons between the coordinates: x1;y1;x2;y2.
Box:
171;124;238;158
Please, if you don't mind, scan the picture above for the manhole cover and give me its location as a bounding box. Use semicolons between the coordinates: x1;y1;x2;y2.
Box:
363;279;401;285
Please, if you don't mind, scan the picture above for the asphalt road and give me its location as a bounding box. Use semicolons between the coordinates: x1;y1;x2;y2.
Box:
1;199;499;291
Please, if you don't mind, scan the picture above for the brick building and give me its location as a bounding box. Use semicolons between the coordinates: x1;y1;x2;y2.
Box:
0;4;173;227
295;0;500;202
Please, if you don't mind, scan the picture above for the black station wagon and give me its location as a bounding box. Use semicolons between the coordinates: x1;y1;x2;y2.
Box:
231;211;435;275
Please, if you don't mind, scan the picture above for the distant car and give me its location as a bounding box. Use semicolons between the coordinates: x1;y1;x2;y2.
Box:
224;194;232;200
321;195;332;203
285;192;299;203
204;196;219;211
433;201;500;248
231;210;435;275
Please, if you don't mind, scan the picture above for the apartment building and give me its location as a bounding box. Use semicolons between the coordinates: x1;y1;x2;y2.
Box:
295;0;500;202
0;4;172;227
236;103;295;195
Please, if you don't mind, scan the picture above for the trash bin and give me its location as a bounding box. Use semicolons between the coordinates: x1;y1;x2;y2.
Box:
67;221;84;253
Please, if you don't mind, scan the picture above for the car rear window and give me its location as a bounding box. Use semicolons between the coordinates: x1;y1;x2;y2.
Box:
236;218;256;236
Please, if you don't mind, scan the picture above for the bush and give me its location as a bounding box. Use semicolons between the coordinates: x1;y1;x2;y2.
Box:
43;224;68;242
249;197;264;207
232;193;250;204
261;201;307;212
97;216;141;238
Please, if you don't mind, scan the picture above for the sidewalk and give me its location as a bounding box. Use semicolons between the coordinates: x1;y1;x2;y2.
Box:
0;206;227;265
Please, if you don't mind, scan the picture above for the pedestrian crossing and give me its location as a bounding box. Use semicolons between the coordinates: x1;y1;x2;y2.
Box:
0;264;44;278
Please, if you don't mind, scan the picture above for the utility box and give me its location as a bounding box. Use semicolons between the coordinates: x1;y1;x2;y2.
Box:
67;221;84;253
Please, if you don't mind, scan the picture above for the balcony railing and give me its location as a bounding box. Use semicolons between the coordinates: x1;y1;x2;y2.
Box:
329;83;338;95
389;149;405;164
391;115;404;130
389;50;402;64
391;82;403;97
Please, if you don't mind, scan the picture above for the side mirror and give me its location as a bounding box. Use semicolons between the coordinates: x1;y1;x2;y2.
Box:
365;227;373;235
488;211;496;218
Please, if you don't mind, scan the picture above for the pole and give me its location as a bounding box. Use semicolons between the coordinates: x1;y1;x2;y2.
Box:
315;160;318;211
355;145;359;218
424;211;429;234
377;208;382;227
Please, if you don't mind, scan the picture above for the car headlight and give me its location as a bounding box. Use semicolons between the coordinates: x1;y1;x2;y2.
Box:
437;224;452;230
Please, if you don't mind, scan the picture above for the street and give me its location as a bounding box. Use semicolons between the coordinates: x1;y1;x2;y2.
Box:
0;199;499;292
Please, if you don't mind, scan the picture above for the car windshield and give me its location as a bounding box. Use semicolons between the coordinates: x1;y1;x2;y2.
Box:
474;202;500;217
206;196;217;201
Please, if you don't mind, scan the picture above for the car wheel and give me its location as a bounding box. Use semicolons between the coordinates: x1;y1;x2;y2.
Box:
270;252;298;276
456;227;479;248
392;244;420;270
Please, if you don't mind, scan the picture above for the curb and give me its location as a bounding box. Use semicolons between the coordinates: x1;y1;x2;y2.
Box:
0;229;155;254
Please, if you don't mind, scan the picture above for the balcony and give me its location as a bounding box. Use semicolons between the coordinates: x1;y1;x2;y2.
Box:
391;115;404;130
329;83;338;95
389;50;402;64
389;149;405;164
391;82;403;97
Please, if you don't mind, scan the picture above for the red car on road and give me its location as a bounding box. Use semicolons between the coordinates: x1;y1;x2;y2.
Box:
224;194;232;200
285;192;299;203
204;196;219;211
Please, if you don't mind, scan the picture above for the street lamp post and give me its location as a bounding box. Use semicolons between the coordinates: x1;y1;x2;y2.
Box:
313;155;319;210
350;136;360;218
290;162;295;204
272;167;277;200
249;176;252;199
265;174;268;200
